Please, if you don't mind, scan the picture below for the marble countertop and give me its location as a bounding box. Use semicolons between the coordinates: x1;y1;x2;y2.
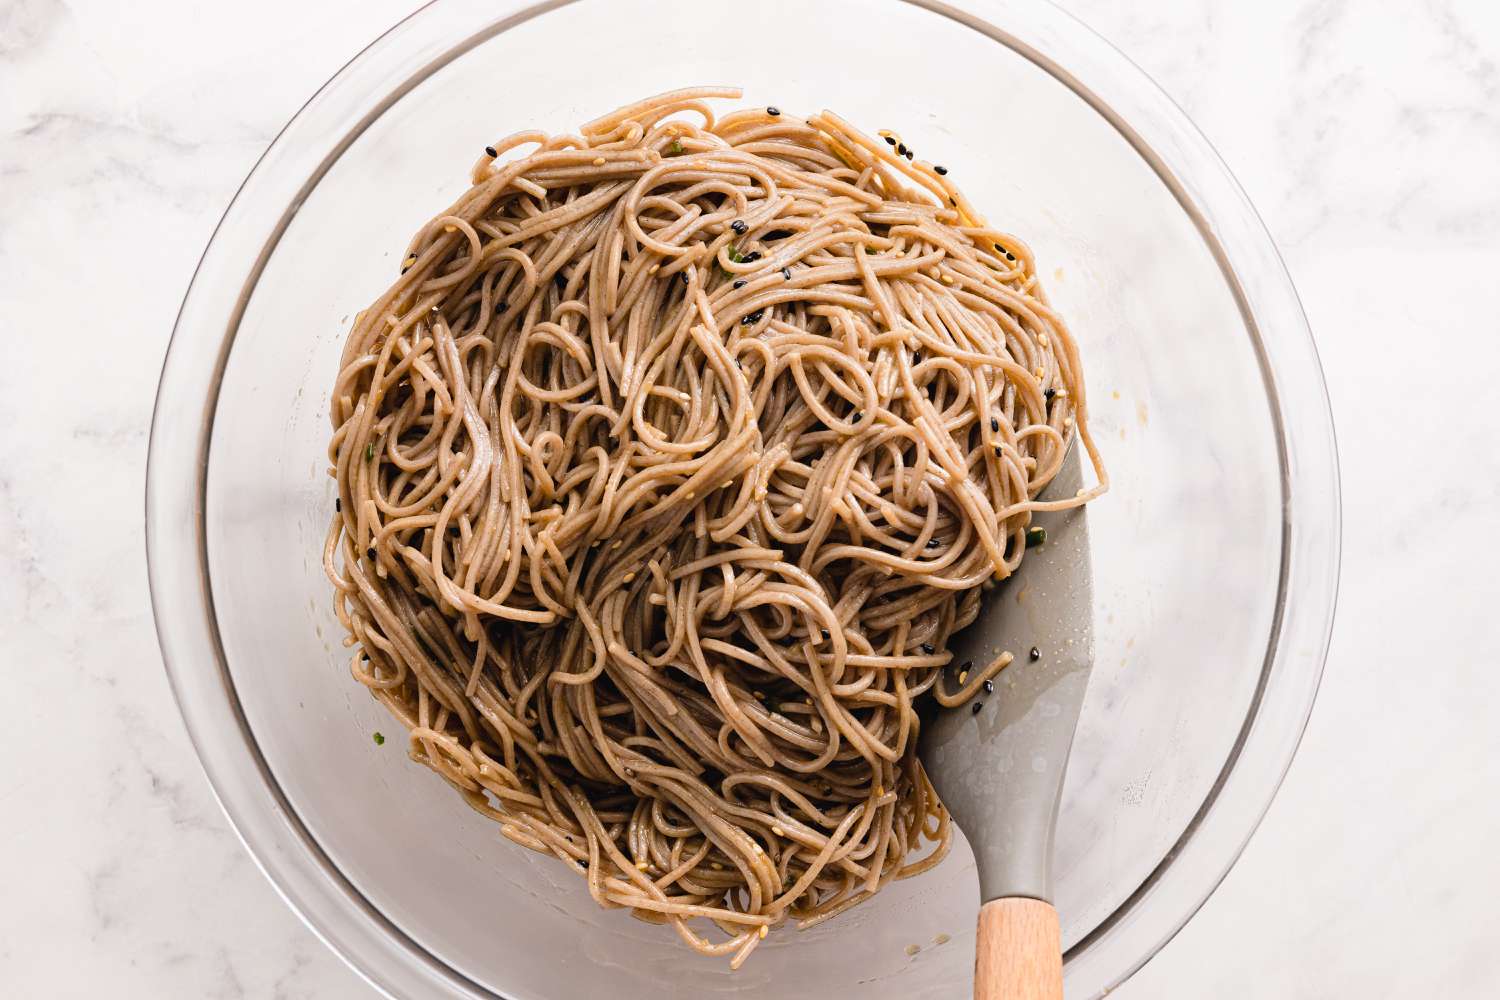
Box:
3;0;1497;996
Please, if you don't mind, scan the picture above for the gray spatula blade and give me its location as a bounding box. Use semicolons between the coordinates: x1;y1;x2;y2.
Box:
919;444;1094;904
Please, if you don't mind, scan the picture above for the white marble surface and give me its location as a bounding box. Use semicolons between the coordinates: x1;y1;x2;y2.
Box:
2;0;1497;996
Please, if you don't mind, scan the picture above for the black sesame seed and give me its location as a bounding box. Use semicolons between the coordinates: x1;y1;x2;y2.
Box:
1045;387;1056;401
1006;252;1016;261
681;272;689;284
744;251;762;263
971;702;983;715
983;679;994;694
921;643;935;655
751;310;764;321
904;150;913;160
821;629;831;640
732;220;747;234
994;445;1003;457
781;267;792;280
1030;646;1041;661
961;659;973;672
334;497;341;513
767;106;781;116
926;538;941;549
733;279;746;289
496;301;509;313
485;145;497;158
741;314;755;325
884;136;896;146
366;547;376;560
897;143;908;156
934;165;948;176
990;417;999;432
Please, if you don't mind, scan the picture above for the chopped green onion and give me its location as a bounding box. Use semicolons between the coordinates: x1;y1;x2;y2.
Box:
1025;526;1047;548
668;139;684;155
372;731;385;745
365;442;375;461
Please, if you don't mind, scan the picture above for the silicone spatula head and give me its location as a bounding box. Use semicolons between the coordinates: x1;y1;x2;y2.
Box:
920;443;1095;906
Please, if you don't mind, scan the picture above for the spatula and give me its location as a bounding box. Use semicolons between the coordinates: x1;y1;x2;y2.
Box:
920;443;1095;1000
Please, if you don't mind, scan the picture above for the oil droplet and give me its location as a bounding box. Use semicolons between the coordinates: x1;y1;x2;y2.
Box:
905;943;921;957
933;933;951;945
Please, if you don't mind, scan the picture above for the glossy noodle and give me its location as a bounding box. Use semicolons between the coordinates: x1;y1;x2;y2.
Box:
324;87;1105;967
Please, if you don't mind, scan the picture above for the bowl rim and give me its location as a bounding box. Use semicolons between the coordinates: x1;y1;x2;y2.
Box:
146;1;1341;996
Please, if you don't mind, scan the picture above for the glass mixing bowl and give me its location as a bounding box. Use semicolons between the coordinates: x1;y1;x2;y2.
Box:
146;1;1340;996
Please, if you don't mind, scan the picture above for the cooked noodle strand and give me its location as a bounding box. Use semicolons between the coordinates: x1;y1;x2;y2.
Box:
326;88;1105;963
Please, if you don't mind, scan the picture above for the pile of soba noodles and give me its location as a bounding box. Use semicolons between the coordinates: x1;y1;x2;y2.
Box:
325;88;1104;967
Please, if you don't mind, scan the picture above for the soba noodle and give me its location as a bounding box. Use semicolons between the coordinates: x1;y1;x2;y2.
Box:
324;87;1105;967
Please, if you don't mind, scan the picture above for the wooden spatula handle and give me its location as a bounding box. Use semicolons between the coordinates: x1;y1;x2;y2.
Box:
974;897;1063;999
